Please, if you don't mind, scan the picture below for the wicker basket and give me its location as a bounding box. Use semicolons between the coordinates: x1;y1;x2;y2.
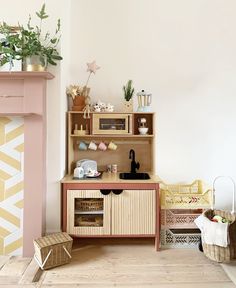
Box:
75;215;103;227
203;209;236;262
160;180;212;209
75;198;103;211
202;176;236;263
34;232;73;270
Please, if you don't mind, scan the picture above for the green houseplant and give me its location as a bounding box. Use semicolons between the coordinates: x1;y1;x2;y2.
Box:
0;4;62;71
123;79;134;112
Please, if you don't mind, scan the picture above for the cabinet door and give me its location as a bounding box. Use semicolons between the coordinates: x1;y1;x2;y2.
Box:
112;190;156;235
67;190;111;235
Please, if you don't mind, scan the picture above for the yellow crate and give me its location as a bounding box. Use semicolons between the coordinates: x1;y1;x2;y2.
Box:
160;180;212;209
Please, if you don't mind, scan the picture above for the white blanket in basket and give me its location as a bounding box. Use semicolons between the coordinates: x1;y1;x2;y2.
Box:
194;215;229;247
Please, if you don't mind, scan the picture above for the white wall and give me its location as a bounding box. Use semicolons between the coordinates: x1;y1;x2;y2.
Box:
70;0;236;210
1;0;236;233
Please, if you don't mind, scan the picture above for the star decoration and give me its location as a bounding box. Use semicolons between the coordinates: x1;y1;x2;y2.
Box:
87;61;100;74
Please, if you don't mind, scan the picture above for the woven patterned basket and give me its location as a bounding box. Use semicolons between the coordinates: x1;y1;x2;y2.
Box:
203;209;236;262
34;232;73;270
202;176;236;263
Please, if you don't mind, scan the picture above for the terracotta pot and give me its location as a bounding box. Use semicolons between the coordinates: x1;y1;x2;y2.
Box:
72;96;86;111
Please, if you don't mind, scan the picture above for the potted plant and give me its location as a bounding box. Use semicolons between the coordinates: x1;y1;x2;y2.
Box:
123;79;134;112
0;4;62;71
0;25;22;70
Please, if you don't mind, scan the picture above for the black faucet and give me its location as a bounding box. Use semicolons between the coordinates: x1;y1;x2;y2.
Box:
129;149;140;173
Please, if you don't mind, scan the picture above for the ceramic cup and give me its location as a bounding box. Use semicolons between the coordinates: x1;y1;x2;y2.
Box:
88;141;97;151
108;141;117;150
98;141;107;151
78;141;87;151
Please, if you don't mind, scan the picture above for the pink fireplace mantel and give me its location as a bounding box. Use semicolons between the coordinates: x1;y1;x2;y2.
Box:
0;71;54;256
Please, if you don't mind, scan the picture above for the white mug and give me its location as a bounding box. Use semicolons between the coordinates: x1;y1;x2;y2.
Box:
88;141;97;151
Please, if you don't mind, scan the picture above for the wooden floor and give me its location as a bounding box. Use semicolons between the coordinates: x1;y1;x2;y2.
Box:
0;238;235;287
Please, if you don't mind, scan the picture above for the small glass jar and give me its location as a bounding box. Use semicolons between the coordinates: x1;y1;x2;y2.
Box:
111;164;118;173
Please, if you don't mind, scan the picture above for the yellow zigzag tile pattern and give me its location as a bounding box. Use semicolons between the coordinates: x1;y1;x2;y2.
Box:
0;117;24;256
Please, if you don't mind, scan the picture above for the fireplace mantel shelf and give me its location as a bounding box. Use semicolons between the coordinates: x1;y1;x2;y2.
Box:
0;71;54;79
0;71;54;115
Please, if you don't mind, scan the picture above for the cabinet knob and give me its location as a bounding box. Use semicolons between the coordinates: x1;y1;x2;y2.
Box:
100;189;111;195
112;189;123;195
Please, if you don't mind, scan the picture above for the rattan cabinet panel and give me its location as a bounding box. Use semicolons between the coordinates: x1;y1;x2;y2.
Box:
67;190;111;235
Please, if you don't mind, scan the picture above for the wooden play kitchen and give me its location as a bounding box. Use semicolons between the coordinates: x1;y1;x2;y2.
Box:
61;111;161;249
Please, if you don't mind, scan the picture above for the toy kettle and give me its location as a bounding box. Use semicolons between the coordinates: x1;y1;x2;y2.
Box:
137;89;152;112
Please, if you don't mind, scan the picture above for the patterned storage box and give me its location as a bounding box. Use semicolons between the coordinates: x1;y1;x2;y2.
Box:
161;228;201;248
160;180;212;209
34;232;73;270
161;209;202;229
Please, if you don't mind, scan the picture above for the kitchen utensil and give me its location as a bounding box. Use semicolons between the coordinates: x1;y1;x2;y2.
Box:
78;141;87;150
88;141;97;150
98;141;107;151
108;141;117;150
137;89;152;112
76;159;97;175
111;164;118;173
73;166;84;179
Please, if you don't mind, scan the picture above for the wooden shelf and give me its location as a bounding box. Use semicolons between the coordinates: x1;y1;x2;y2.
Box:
70;134;154;138
74;210;104;215
68;111;155;114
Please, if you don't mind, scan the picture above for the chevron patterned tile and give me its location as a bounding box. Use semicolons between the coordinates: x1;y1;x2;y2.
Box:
0;117;24;256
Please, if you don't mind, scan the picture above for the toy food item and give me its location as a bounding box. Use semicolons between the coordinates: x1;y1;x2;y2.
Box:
212;215;223;223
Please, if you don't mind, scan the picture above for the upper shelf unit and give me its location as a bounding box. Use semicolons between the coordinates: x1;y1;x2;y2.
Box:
68;111;154;137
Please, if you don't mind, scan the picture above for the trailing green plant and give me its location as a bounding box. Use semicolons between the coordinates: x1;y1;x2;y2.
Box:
0;25;22;68
123;80;134;101
0;4;62;69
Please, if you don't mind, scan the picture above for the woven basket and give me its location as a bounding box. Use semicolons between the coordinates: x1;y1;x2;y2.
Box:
202;176;236;263
34;232;73;270
75;199;103;211
202;209;236;262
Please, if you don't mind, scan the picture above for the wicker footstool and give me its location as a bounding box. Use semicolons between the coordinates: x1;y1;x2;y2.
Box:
34;232;73;270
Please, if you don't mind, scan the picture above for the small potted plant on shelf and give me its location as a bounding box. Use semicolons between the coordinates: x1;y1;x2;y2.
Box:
0;4;62;71
123;79;134;112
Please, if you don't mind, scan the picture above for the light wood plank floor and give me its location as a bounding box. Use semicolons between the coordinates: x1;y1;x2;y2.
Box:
0;239;235;287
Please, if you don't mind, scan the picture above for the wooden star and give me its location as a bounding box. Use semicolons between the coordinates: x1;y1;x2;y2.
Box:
87;61;100;74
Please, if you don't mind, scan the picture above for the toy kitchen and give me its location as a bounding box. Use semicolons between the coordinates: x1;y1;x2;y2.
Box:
61;110;161;250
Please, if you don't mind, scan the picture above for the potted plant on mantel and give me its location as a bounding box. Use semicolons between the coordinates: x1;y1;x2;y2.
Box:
123;79;134;112
0;4;62;72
